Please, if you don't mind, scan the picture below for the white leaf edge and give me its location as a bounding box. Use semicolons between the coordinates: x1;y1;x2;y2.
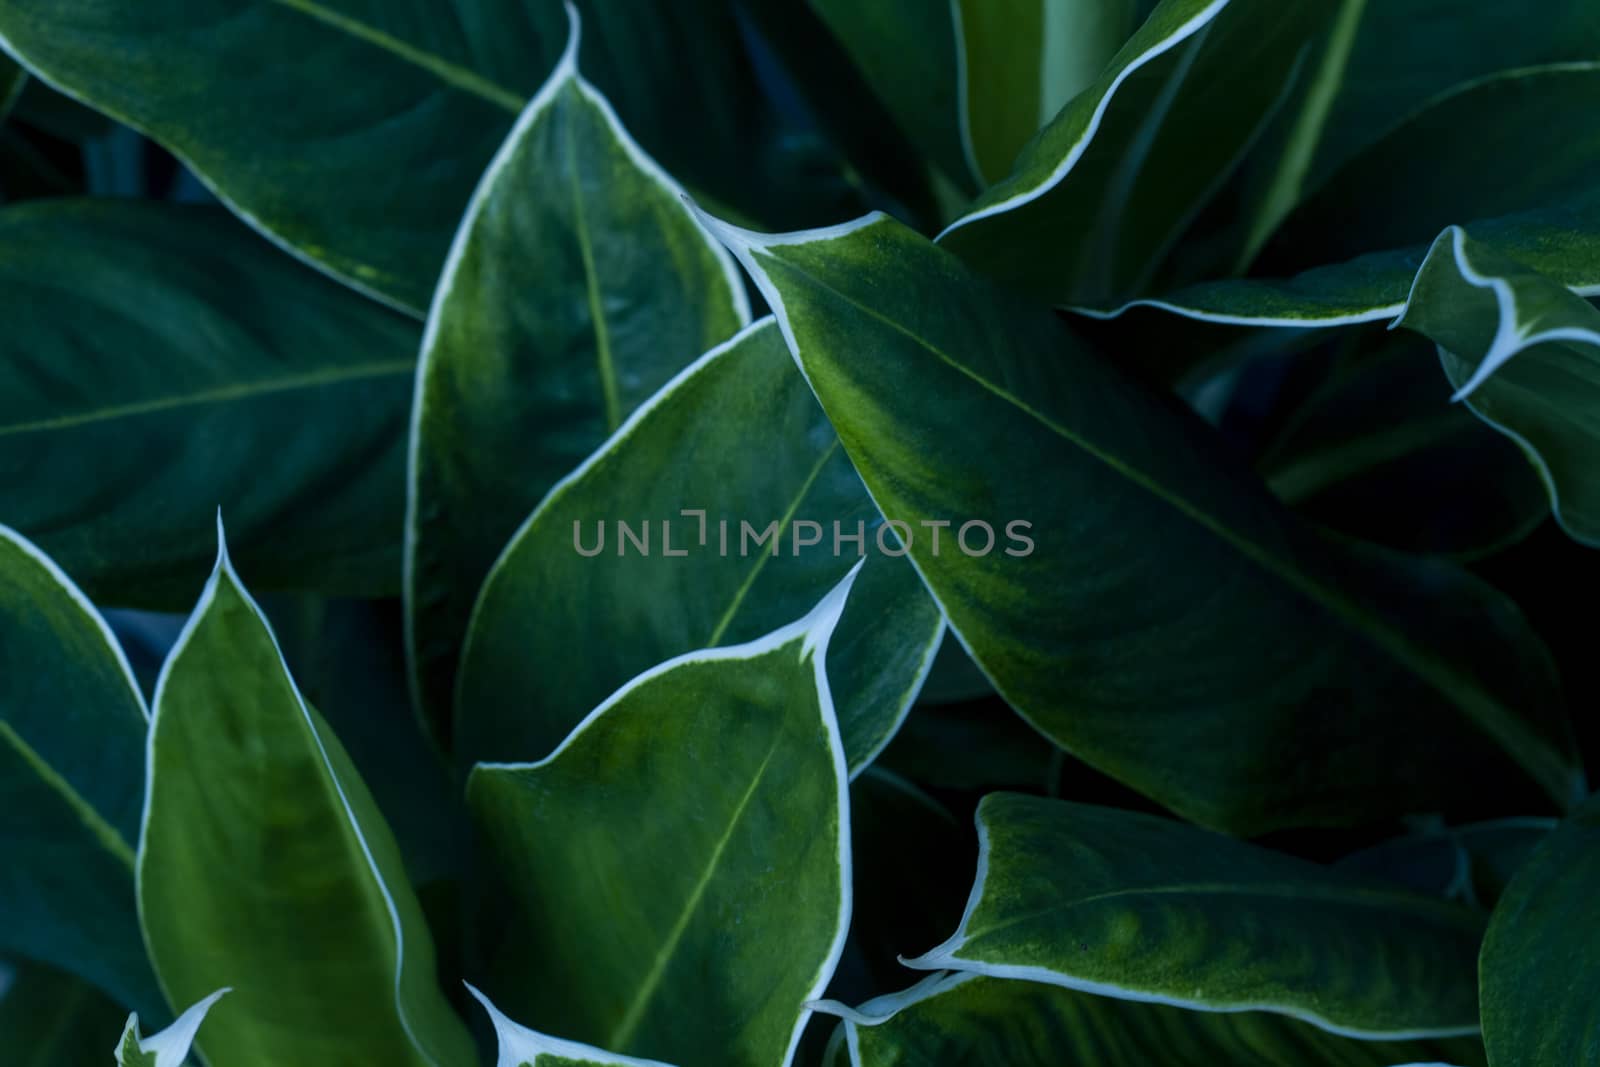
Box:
115;988;229;1067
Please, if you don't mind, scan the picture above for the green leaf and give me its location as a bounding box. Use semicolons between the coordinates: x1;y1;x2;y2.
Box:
1337;818;1555;910
953;0;1137;186
847;769;972;990
0;199;419;609
467;569;858;1067
114;989;228;1067
1395;227;1600;547
137;525;475;1067
0;524;160;1016
1312;1;1600;178
821;973;1487;1066
809;0;969;186
404;18;749;739
1479;791;1600;1066
700;207;1582;833
1263;64;1600;277
0;0;806;311
0;960;132;1067
936;0;1336;305
468;985;678;1067
1258;332;1548;559
905;795;1483;1038
455;319;942;772
264;596;461;886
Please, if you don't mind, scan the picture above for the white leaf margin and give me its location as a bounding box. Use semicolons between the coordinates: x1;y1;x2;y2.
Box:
470;563;864;1067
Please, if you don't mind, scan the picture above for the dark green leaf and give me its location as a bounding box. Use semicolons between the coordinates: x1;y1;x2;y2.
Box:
0;960;132;1067
1396;227;1600;547
404;27;749;737
1479;790;1600;1066
823;973;1487;1066
905;795;1483;1037
467;573;857;1067
702;207;1582;833
138;529;475;1066
0;0;813;310
454;319;942;772
0;524;160;1016
937;0;1336;305
0;199;418;609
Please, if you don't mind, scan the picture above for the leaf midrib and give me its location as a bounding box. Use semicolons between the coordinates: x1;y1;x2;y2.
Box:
267;0;522;112
564;92;623;433
764;252;1573;803
705;439;842;647
606;734;784;1050
0;359;415;438
0;720;134;868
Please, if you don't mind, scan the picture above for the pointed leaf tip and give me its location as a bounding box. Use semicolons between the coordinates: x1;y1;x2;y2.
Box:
799;557;864;660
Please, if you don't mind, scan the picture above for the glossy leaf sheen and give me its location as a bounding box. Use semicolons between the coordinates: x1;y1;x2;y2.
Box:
829;973;1486;1067
0;200;419;609
0;525;159;1016
1479;791;1600;1066
467;577;855;1067
709;209;1581;833
907;795;1483;1037
938;0;1336;305
138;543;475;1067
455;319;942;771
405;37;748;736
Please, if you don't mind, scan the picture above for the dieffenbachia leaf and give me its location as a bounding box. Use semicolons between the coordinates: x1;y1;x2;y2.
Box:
1337;819;1555;911
808;0;969;186
404;11;749;738
1080;69;1600;328
1395;227;1600;547
454;319;942;771
0;0;802;311
0;960;130;1066
1311;2;1600;184
467;985;677;1067
699;207;1582;834
0;199;419;609
936;0;1336;306
0;524;160;1016
114;989;228;1067
819;973;1488;1067
138;524;475;1067
1479;790;1600;1066
1258;332;1547;559
953;0;1137;186
904;795;1483;1038
1262;64;1600;279
467;569;858;1067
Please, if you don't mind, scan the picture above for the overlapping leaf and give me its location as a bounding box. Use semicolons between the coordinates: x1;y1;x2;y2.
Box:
454;319;942;770
0;0;809;310
0;524;159;1016
0;199;419;609
821;973;1487;1067
952;0;1136;186
138;527;474;1067
904;795;1483;1038
1396;228;1600;546
700;207;1581;833
1479;790;1600;1066
404;15;749;736
468;985;678;1067
467;571;858;1067
937;0;1336;305
115;989;228;1067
